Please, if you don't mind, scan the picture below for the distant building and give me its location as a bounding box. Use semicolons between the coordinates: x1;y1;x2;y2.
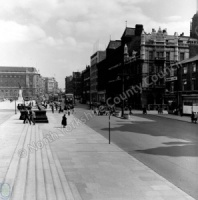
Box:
65;72;82;100
65;76;73;94
81;66;90;103
90;51;106;102
0;66;42;100
73;72;82;99
44;77;58;94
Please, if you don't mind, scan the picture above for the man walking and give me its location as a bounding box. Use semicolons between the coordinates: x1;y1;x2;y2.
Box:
23;109;31;124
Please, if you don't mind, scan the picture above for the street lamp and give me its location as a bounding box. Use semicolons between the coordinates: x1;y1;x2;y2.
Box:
15;97;17;114
120;44;129;117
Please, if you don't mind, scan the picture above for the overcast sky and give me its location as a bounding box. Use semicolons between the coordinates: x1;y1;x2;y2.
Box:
0;0;196;88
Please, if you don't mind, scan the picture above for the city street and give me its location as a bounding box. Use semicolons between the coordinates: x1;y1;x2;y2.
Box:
74;104;198;199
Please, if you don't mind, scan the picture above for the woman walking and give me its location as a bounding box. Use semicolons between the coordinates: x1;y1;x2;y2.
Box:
61;114;67;128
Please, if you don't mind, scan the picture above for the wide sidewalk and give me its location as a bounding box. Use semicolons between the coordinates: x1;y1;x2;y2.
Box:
0;110;195;200
47;111;194;200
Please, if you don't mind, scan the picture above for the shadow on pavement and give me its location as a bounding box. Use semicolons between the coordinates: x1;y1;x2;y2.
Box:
136;143;198;157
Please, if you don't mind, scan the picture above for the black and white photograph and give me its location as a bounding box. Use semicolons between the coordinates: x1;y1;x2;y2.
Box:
0;0;198;199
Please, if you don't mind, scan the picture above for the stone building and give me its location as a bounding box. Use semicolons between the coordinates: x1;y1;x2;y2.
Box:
0;66;42;100
90;51;106;102
165;55;198;114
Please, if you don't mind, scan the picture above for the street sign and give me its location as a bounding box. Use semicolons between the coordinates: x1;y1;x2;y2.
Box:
165;77;177;82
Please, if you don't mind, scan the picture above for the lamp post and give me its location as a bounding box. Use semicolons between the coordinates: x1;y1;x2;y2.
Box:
121;44;129;117
15;97;17;114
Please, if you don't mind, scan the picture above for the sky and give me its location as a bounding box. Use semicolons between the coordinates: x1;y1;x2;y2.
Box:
0;0;197;88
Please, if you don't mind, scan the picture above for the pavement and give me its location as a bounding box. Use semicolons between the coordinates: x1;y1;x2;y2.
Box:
0;108;196;200
78;103;192;124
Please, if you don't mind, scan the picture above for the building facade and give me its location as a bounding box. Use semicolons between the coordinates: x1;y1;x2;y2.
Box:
165;55;198;114
81;66;90;103
65;72;82;100
90;51;106;102
0;66;42;100
44;77;58;94
73;72;82;100
65;76;73;94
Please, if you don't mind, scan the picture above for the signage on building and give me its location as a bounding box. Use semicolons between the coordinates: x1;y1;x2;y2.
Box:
165;77;177;82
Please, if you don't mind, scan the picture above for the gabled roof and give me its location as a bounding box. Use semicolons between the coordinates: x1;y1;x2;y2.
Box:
107;40;121;50
121;27;135;39
180;55;198;64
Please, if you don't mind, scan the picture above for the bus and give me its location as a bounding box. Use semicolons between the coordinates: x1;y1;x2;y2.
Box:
65;93;74;105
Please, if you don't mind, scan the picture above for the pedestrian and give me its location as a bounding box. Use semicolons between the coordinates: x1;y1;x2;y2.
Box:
59;105;61;113
51;105;54;113
129;106;133;115
143;106;147;114
23;109;31;124
61;114;67;128
195;112;198;123
29;110;36;125
191;112;195;123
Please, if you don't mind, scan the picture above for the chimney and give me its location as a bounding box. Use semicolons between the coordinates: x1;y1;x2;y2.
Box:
135;24;143;36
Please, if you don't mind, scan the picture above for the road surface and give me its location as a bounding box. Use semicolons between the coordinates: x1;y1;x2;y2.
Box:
74;104;198;199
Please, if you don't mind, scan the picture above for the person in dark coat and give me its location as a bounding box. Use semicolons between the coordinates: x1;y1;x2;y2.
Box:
23;109;31;124
129;106;133;115
61;114;67;128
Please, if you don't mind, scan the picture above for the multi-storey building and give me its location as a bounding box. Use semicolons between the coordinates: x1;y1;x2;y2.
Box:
65;72;82;100
90;51;106;102
98;40;121;103
73;72;82;100
165;54;198;114
65;76;73;94
106;25;143;108
81;66;90;103
44;77;58;94
0;66;42;100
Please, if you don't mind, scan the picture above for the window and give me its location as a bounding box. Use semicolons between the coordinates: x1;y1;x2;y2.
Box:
183;66;187;74
157;52;164;58
192;63;196;72
183;79;187;91
180;53;184;61
192;78;196;90
166;52;170;60
149;51;153;60
170;67;174;76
